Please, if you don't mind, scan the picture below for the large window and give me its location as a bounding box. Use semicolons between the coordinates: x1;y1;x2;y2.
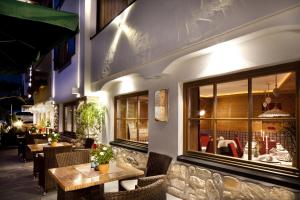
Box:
183;64;299;182
115;91;148;144
96;0;135;31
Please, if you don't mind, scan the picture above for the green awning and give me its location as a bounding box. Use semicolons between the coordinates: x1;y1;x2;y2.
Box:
0;0;79;74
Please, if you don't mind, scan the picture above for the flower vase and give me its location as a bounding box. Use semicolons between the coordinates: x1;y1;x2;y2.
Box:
51;141;58;146
95;163;109;173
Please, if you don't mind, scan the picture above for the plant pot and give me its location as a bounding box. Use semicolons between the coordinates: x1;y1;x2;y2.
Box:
94;163;109;173
51;141;58;146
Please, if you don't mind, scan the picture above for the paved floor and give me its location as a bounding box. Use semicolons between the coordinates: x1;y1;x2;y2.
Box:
0;148;118;200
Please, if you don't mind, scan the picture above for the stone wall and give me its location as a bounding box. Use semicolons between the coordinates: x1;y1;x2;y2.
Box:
113;147;298;200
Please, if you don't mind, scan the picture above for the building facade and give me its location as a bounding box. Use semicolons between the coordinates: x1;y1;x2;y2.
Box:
55;0;300;199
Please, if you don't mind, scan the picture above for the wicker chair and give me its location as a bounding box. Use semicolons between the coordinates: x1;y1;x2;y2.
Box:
56;150;90;167
136;175;166;188
55;150;92;200
120;152;172;191
105;179;166;200
38;145;72;193
84;138;94;148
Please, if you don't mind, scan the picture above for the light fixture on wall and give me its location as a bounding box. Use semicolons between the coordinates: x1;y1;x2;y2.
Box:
72;87;80;96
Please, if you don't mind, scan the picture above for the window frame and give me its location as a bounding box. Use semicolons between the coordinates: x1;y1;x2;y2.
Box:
181;61;300;188
112;91;148;152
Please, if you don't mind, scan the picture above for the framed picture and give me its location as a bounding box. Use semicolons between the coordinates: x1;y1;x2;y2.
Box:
155;89;168;122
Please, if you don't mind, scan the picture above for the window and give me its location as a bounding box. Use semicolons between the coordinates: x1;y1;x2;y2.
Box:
63;103;76;132
183;63;300;185
54;37;75;72
114;91;148;144
96;0;134;31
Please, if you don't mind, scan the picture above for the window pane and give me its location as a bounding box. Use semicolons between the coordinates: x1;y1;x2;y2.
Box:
138;119;148;143
216;120;248;159
187;120;213;152
116;99;126;118
199;85;214;118
127;97;138;118
127;120;137;141
217;79;248;118
116;119;126;140
188;85;213;118
252;72;296;167
139;95;148;119
64;106;72;132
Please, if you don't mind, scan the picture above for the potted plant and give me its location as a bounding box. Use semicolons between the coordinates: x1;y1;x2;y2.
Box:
48;131;60;146
76;102;106;143
91;144;114;173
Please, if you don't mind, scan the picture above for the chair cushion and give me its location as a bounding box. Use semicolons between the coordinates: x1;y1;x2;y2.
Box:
120;179;138;191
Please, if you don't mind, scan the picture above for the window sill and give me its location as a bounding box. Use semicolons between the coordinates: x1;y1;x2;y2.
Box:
177;153;300;190
110;139;148;153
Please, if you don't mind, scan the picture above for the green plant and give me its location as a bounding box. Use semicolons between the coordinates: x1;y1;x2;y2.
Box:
76;102;106;141
91;144;114;165
48;131;60;143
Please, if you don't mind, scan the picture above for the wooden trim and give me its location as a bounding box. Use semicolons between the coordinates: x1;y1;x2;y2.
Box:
213;83;217;154
114;91;149;144
296;69;300;169
248;78;253;160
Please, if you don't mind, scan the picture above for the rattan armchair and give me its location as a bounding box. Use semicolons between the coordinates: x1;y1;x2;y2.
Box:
55;150;104;200
119;152;172;191
105;179;166;200
56;150;90;167
38;145;72;193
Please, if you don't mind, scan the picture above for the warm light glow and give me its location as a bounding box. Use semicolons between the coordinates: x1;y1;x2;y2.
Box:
103;4;133;77
118;76;135;94
204;42;249;75
89;91;109;106
13;120;23;128
199;110;206;117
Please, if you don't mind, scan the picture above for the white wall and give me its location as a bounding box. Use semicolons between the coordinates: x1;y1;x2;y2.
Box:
90;1;300;158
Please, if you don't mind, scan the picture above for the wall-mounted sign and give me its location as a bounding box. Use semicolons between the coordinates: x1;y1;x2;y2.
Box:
155;89;168;122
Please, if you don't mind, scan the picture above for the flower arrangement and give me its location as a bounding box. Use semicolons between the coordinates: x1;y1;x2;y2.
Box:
91;144;114;165
48;131;60;143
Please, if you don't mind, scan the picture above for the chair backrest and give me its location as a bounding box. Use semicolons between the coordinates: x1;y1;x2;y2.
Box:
43;145;72;169
56;150;91;167
228;143;239;158
104;179;166;200
84;138;94;148
145;152;172;177
234;136;243;157
205;140;214;153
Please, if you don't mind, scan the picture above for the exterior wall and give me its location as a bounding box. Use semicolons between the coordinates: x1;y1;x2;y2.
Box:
91;0;300;86
53;0;85;103
114;147;298;200
86;0;300;197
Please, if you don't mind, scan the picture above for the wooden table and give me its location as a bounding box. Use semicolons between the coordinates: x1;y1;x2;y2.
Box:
27;142;72;178
49;162;144;199
27;142;72;153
